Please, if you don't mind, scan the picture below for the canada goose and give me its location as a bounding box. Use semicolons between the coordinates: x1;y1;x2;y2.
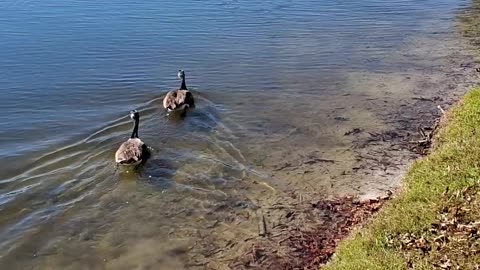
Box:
115;110;148;165
163;70;195;113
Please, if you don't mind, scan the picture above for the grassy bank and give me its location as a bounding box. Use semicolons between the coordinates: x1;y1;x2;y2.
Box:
324;88;480;270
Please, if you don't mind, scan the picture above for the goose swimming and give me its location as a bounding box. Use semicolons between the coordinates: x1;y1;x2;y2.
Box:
115;110;148;165
163;70;195;113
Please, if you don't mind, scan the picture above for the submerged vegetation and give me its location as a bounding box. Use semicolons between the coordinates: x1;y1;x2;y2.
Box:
459;0;480;49
325;88;480;270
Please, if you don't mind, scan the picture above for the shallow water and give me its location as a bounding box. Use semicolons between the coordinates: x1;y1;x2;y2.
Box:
0;0;475;268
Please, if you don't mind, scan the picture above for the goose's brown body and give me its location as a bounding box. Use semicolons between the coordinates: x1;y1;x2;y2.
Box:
115;110;148;166
163;89;194;112
115;138;145;165
163;70;195;112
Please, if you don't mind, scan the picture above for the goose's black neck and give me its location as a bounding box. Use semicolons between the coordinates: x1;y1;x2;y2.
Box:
180;77;187;90
130;117;139;139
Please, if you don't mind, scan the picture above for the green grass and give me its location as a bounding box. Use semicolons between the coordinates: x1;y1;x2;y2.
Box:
324;88;480;270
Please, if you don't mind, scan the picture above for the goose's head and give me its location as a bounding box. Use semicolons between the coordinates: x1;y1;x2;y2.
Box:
130;110;139;121
177;70;185;80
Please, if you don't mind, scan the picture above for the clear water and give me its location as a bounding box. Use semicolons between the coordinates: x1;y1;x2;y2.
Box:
0;0;472;268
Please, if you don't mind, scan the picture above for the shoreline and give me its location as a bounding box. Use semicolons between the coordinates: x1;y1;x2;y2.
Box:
325;88;480;270
225;82;480;270
216;11;480;269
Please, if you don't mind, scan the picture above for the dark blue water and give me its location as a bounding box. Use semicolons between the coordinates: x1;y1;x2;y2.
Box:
0;0;471;269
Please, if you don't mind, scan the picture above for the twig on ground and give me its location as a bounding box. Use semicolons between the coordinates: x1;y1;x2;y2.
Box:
437;105;446;115
413;96;434;102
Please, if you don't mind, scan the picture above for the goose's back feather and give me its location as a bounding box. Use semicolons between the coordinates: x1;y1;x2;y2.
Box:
163;90;194;111
115;138;145;165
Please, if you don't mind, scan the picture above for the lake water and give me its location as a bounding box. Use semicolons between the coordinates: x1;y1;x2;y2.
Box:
0;0;474;269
